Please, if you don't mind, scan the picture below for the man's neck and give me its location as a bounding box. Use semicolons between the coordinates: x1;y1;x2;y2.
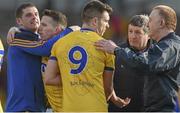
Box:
20;26;38;33
155;28;174;42
82;23;95;31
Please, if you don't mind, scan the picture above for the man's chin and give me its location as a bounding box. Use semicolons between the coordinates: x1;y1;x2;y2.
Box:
148;33;153;38
31;27;39;32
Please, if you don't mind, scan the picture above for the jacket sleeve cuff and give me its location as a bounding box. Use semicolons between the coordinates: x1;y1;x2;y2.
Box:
114;47;120;55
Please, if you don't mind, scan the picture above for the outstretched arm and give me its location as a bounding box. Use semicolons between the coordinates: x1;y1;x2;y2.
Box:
95;39;180;73
9;28;73;56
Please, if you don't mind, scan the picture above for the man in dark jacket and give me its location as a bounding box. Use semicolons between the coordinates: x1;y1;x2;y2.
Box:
95;5;180;112
108;14;150;112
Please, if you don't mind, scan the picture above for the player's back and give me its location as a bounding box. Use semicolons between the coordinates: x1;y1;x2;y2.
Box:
51;29;114;112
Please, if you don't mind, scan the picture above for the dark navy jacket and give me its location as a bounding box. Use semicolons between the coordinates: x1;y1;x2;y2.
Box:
114;32;180;112
6;28;72;112
108;40;153;112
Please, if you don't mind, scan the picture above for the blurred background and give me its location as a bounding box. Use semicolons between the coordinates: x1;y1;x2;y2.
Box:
0;0;180;110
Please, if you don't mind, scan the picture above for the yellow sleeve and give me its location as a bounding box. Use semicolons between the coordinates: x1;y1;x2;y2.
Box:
0;101;3;112
0;40;4;50
104;53;115;71
50;41;58;60
0;40;4;70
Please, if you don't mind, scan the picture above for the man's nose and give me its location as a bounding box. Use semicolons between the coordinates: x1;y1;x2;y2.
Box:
32;13;38;19
131;32;137;39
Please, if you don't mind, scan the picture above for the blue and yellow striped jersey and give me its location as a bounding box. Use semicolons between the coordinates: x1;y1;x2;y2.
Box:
0;39;4;112
50;29;114;112
0;40;4;70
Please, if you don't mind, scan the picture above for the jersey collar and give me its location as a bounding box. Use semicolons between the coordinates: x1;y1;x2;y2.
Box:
80;28;95;32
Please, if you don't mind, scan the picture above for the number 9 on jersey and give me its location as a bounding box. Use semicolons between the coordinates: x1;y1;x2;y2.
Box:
68;46;88;74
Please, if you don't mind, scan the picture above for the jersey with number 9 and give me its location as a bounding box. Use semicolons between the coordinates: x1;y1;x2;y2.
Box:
50;30;114;112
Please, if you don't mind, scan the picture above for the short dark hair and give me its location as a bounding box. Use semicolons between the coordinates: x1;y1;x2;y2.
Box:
129;15;149;34
16;2;36;18
81;0;113;23
42;9;67;29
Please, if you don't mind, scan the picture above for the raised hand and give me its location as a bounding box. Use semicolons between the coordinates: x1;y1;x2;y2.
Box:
7;27;21;44
94;39;118;54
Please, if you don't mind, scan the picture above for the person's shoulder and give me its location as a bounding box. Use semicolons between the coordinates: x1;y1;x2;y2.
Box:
118;42;128;48
164;32;180;44
62;30;79;39
174;32;180;40
15;28;40;41
0;40;3;49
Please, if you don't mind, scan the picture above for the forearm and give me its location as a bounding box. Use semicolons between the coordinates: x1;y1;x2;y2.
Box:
115;47;149;73
103;70;114;101
45;75;61;86
104;86;113;101
44;59;60;86
110;90;118;102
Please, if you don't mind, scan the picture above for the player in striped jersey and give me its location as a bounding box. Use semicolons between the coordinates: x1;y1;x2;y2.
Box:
0;40;4;70
0;39;4;112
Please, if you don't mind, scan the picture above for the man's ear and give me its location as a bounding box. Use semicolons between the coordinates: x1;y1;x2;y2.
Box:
92;17;98;27
16;18;22;26
160;19;165;28
54;26;63;35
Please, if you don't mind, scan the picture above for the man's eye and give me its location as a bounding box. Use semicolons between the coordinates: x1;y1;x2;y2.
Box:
128;30;133;33
26;13;32;17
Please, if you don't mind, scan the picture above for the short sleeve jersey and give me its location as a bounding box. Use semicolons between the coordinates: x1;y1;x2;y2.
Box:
50;29;114;112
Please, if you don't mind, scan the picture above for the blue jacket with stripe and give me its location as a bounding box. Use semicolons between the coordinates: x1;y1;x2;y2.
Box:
6;28;72;112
